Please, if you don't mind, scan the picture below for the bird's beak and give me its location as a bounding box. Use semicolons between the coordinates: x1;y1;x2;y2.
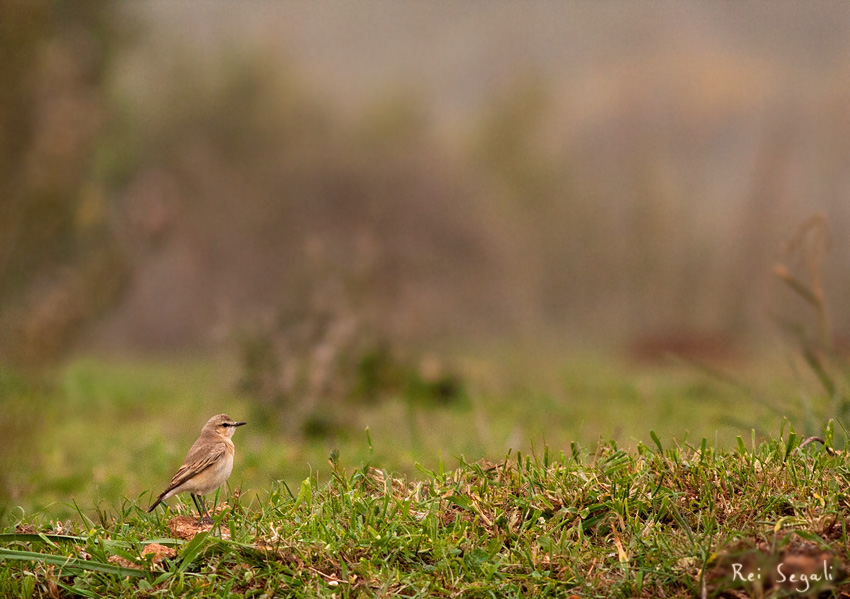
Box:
233;421;247;427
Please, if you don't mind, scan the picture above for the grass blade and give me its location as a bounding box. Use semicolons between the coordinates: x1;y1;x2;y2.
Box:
175;530;209;574
0;547;145;578
0;533;87;545
649;430;663;454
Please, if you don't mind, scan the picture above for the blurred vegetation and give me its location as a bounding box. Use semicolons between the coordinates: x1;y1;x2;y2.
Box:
769;215;850;436
237;273;466;437
79;20;850;361
0;1;127;367
0;0;128;514
4;5;850;366
96;50;503;352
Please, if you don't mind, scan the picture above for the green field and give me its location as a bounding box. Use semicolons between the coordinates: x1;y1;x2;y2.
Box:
1;424;848;597
3;351;781;522
1;351;844;597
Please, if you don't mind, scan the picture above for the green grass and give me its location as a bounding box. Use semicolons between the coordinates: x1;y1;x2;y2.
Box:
2;352;845;596
1;352;780;524
2;431;850;597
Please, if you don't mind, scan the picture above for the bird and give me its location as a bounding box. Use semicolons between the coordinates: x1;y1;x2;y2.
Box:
148;414;246;523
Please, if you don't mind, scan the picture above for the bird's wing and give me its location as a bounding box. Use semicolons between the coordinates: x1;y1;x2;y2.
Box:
163;441;227;493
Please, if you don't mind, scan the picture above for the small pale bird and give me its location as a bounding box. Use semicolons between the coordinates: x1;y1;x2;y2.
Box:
148;414;246;522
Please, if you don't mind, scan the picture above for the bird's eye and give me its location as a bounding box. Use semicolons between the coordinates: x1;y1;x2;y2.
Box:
221;423;230;427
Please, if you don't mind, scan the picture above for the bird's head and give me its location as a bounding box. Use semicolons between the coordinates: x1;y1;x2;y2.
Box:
203;413;247;438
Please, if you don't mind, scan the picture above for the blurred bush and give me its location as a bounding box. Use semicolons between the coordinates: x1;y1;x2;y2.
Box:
0;1;128;367
93;54;483;426
7;5;850;372
771;215;850;434
238;273;466;436
93;51;509;355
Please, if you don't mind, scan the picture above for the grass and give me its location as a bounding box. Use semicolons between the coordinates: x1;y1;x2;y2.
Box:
2;429;850;597
2;351;775;523
1;350;846;596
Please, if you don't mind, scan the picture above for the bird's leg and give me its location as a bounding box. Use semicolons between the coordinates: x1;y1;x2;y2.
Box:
191;494;213;524
190;494;203;520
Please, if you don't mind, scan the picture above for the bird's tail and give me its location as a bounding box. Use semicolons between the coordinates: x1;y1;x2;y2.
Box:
147;492;166;513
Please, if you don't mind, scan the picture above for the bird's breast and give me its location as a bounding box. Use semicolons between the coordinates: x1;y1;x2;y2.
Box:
193;441;235;496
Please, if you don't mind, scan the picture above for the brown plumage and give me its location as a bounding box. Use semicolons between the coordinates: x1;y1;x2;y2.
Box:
148;414;246;522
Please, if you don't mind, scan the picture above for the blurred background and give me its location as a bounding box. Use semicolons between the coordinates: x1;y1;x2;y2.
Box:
3;1;850;521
